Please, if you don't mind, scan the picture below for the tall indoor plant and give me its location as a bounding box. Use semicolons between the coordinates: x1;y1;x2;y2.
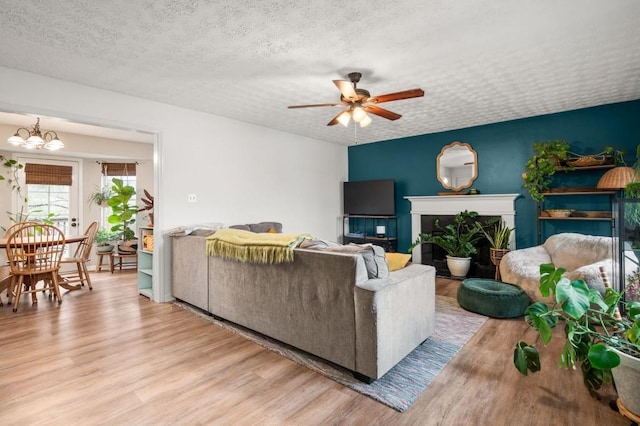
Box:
409;210;493;278
107;178;137;244
514;263;640;417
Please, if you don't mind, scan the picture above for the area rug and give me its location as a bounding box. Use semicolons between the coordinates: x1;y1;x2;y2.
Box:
174;295;487;412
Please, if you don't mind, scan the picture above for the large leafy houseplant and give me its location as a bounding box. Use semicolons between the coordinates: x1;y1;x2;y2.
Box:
408;210;492;258
521;139;570;202
107;178;137;241
514;263;640;400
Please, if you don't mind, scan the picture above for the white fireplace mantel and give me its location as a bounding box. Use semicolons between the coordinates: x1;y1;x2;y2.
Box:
405;194;520;263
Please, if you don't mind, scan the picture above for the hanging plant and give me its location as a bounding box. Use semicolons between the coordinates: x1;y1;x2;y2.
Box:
521;139;570;202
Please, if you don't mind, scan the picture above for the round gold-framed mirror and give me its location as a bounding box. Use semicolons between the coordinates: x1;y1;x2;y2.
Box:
437;141;478;191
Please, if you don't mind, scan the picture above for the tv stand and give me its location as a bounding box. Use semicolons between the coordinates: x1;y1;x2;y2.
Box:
342;215;398;252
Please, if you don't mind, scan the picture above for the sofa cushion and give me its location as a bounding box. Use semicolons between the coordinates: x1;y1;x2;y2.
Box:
249;222;283;233
299;238;342;249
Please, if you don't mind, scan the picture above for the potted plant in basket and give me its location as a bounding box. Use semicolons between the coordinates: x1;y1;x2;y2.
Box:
87;185;113;207
408;210;495;278
107;178;137;253
522;139;570;202
513;263;640;419
476;220;513;279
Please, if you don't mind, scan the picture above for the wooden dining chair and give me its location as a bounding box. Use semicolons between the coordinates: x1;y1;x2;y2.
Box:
59;221;99;290
5;223;66;312
1;221;38;306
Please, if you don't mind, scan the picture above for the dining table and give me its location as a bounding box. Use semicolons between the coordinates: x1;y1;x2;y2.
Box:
0;233;89;292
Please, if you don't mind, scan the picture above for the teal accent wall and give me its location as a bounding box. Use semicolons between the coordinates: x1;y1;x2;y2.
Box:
348;100;640;252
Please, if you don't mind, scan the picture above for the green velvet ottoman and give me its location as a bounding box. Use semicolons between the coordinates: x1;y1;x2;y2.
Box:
457;278;531;318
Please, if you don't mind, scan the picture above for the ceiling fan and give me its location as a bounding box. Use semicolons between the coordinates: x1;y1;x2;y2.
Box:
287;72;424;127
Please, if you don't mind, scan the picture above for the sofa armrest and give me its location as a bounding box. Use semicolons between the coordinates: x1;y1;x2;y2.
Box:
354;263;436;379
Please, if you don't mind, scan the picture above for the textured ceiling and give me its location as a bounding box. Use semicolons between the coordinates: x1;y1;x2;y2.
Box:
0;0;639;146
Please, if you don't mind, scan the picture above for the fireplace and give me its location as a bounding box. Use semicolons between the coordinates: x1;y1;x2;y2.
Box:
420;214;499;278
405;194;520;278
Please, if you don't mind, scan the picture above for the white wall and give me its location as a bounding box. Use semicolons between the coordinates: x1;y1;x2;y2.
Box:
0;66;348;302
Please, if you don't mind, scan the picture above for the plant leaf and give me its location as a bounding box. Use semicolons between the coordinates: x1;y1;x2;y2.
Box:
628;301;640;321
525;303;555;344
556;279;590;320
514;342;541;375
539;263;566;297
588;344;620;370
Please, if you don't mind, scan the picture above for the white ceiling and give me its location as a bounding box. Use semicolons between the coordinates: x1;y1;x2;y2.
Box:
0;1;639;146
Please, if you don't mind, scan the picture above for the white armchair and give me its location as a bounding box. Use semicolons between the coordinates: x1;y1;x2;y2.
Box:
499;233;625;301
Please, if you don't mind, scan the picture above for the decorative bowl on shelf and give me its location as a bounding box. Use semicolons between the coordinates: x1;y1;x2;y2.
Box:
545;209;574;218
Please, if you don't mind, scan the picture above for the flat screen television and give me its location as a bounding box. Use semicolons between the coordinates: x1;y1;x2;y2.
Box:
343;179;395;215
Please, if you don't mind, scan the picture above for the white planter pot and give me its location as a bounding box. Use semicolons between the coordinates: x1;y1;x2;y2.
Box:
610;346;640;417
446;255;472;278
95;244;114;253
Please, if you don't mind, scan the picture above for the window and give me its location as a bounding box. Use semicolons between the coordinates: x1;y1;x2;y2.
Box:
100;162;137;227
24;163;73;233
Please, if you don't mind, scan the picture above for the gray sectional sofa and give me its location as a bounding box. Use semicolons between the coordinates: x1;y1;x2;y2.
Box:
171;233;436;381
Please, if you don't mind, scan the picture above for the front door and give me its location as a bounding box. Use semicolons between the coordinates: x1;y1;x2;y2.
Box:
15;156;81;235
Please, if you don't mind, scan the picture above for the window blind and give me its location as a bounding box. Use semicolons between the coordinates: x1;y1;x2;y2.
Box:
25;163;73;186
101;162;137;176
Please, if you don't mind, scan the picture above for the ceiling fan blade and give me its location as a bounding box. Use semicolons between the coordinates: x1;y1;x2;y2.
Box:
288;103;341;109
327;111;343;126
370;88;424;104
364;105;402;121
333;80;358;102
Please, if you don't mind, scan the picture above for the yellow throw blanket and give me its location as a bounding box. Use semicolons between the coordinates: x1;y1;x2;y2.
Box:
205;228;311;264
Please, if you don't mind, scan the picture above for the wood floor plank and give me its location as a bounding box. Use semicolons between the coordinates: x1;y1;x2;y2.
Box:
0;272;630;425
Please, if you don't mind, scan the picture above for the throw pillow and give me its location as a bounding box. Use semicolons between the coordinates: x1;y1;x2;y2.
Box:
385;252;412;271
348;243;389;279
325;244;389;279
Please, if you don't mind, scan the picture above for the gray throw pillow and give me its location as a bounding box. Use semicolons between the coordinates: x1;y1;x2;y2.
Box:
325;243;389;279
351;243;389;279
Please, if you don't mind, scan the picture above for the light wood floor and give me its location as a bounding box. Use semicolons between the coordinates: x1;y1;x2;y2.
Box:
0;272;630;425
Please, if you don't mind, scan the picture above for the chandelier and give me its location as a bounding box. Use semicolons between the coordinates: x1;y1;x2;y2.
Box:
6;118;64;151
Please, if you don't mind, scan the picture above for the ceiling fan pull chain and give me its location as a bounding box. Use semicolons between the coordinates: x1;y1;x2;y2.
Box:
354;121;358;144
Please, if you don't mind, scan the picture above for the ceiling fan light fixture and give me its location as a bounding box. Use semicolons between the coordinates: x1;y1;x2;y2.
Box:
360;114;372;128
351;106;367;123
337;111;351;127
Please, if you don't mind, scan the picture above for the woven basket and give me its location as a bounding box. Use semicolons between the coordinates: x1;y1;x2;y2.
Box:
566;156;607;167
490;248;509;266
546;209;573;218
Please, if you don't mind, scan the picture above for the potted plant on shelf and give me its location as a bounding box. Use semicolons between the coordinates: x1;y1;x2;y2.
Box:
88;185;113;207
408;210;494;278
137;189;154;227
522;139;570;202
513;263;640;419
107;178;138;253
